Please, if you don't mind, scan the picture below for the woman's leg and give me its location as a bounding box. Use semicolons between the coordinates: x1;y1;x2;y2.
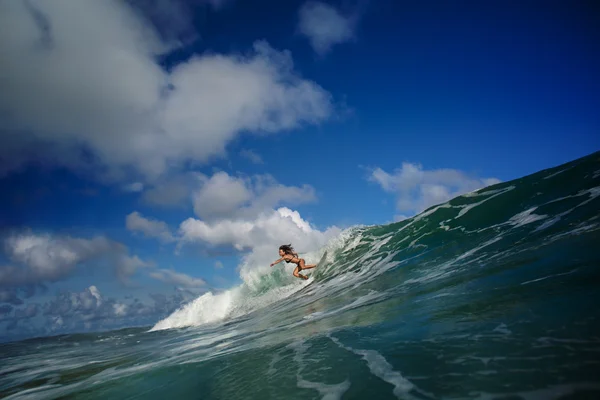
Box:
293;265;308;280
299;259;317;270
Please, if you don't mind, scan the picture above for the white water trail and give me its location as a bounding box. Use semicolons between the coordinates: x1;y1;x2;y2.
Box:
150;279;314;331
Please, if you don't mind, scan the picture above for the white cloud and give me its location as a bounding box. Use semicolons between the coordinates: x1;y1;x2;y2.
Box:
298;1;355;55
116;255;150;280
215;261;224;269
89;285;102;305
193;172;253;220
0;233;148;288
148;269;206;288
113;303;128;317
369;162;501;216
126;211;175;242
0;1;333;183
193;172;317;221
180;207;321;249
240;149;264;164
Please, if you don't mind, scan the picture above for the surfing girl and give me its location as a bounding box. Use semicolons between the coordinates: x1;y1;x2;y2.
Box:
270;244;316;280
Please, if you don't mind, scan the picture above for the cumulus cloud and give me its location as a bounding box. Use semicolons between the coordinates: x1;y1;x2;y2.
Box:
240;149;264;164
0;233;149;289
0;1;333;183
193;172;317;221
126;211;175;242
298;1;356;55
181;207;313;249
369;162;501;216
148;269;206;288
113;303;128;317
193;172;252;220
116;255;150;281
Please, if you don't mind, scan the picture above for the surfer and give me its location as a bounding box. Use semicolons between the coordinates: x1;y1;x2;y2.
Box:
270;244;316;280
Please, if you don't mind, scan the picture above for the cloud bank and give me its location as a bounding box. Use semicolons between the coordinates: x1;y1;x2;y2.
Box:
0;233;148;290
0;0;333;183
1;285;197;340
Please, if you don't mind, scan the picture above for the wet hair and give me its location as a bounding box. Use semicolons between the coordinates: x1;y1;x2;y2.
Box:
279;244;296;255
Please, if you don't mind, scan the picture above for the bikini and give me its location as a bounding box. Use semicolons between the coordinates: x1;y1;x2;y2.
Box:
284;254;299;264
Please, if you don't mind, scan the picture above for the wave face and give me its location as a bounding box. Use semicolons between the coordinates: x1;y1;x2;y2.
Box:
2;152;600;399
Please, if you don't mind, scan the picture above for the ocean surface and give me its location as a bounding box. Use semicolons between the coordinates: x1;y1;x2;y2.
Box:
1;152;600;399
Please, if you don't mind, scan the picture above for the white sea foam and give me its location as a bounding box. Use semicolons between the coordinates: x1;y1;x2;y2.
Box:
150;289;239;331
533;186;600;232
520;268;579;285
297;379;351;400
492;323;512;335
329;335;430;400
543;167;572;180
455;186;515;219
291;339;351;400
150;279;312;331
455;236;503;262
507;207;547;228
462;187;513;198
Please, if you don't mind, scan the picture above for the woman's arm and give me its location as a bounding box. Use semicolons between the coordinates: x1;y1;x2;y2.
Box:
270;258;283;267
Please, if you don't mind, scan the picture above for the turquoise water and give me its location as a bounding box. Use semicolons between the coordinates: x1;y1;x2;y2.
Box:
1;152;599;399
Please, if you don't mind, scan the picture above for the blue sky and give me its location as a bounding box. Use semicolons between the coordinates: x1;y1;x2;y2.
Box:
0;0;598;341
